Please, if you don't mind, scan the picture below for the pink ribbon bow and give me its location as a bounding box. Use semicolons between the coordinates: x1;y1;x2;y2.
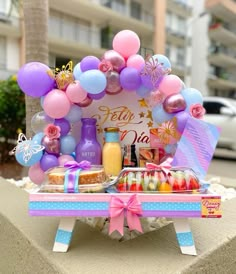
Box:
109;194;143;236
146;157;173;175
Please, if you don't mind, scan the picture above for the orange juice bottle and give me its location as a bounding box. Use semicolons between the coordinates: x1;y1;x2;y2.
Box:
102;127;122;176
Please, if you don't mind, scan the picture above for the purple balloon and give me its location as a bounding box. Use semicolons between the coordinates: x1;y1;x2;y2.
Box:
17;62;55;97
89;90;106;100
174;111;190;133
80;56;100;72
40;154;59;172
54;118;71;136
120;67;141;91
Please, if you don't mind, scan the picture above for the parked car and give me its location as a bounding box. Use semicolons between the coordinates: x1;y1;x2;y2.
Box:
203;96;236;151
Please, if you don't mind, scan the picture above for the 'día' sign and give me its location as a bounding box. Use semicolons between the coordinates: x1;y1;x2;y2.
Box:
80;92;153;149
201;196;221;218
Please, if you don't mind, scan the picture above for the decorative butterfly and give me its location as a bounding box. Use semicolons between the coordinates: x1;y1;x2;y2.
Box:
140;55;171;89
9;133;45;163
47;61;74;90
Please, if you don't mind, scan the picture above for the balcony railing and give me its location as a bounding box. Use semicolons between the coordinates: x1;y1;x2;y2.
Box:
0;12;19;27
100;0;154;26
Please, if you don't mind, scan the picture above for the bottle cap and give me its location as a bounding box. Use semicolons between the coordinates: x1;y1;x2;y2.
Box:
104;127;119;132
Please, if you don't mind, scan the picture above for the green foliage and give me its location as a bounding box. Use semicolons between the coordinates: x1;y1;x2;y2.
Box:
0;76;25;162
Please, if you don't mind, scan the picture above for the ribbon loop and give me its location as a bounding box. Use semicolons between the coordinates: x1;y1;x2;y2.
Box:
146;157;173;175
63;160;91;193
109;194;143;235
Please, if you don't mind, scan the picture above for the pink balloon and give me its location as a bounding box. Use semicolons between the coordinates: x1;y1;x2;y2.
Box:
113;30;140;58
105;71;122;95
158;75;182;98
103;50;125;72
126;54;145;70
43;89;71;119
66;80;88;103
28;163;45;185
58;154;74;166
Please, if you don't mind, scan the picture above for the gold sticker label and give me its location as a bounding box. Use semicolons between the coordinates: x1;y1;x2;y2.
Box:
201;197;221;218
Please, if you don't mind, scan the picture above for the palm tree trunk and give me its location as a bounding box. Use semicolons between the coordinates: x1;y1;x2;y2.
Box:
22;0;49;137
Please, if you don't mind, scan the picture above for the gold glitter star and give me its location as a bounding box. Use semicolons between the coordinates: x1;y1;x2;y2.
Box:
146;110;153;120
147;121;153;128
139;112;145;118
138;98;148;108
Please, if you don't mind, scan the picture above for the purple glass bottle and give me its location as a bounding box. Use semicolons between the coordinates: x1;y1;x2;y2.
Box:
76;118;102;165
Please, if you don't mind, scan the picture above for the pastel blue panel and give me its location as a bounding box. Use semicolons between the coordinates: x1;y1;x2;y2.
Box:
176;232;194;246
55;229;72;245
142;202;201;211
29;201;108;210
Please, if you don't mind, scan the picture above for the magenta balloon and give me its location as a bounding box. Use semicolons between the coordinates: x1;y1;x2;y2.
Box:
89;90;106;100
174;111;190;133
28;163;45;185
76;96;93;107
43;89;71;119
120;67;141;91
102;50;125;72
80;56;100;72
40;154;59;172
105;71;122;95
17;62;55;97
42;136;60;156
54;118;71;136
163;93;186;113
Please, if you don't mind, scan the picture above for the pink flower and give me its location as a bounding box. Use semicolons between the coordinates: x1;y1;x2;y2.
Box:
190;104;206;119
98;60;113;73
44;124;61;139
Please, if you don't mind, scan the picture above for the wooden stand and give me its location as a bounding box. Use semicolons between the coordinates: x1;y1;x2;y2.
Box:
29;192;221;255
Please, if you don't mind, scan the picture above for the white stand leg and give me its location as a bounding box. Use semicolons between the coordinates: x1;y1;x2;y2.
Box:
53;217;76;252
172;218;197;256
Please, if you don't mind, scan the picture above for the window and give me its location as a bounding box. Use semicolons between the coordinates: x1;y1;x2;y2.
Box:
0;36;6;69
203;102;225;115
176;47;185;67
131;1;141;20
165;44;171;58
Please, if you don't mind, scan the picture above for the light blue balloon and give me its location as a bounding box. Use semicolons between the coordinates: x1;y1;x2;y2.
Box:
60;135;76;155
32;132;44;144
73;62;83;80
15;140;43;166
152;54;171;70
181;88;203;111
80;69;107;94
65;105;83;123
152;104;174;124
136;85;151;98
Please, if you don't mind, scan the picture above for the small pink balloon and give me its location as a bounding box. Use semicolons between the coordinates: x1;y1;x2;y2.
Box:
163;93;186;113
105;71;122;95
66;80;88;103
43;89;71;119
126;54;145;70
159;75;182;98
103;50;125;72
113;30;140;58
77;96;93;107
58;154;74;166
28;163;45;185
42;136;60;155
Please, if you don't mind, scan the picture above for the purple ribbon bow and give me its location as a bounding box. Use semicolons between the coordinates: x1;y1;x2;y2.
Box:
63;160;91;193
